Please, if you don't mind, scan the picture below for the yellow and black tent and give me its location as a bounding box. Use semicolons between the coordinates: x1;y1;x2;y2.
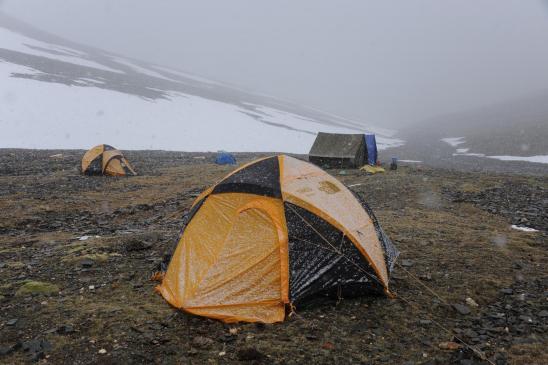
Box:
156;155;397;323
81;144;136;176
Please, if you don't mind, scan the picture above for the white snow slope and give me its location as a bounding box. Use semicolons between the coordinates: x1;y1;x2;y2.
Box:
441;137;548;165
0;14;401;153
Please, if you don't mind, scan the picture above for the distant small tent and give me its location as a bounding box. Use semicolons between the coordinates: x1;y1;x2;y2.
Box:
365;134;378;165
308;132;366;168
81;144;136;176
215;151;237;165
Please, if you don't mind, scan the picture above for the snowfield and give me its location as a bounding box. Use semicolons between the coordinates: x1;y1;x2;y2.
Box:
0;17;402;153
1;63;380;152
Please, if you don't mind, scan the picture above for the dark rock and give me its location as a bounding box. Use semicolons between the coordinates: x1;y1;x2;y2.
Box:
500;288;513;295
80;259;95;268
420;338;432;346
237;347;266;361
124;239;153;252
453;304;471;315
130;325;144;333
519;315;533;323
192;336;213;348
538;310;548;318
0;345;15;356
401;259;414;267
22;338;51;361
463;329;478;338
57;325;74;334
218;334;236;343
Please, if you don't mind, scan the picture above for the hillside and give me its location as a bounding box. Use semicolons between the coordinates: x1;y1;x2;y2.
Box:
0;12;400;153
400;92;548;157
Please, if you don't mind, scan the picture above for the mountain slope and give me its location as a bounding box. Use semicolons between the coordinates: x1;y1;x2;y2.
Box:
0;13;401;153
401;91;548;157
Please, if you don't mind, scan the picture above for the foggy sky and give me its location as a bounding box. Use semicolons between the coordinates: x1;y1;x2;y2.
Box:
3;0;548;128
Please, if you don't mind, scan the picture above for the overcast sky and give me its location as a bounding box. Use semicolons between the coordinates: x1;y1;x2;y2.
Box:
3;0;548;127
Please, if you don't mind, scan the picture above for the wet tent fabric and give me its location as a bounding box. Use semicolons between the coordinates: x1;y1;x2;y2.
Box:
308;132;366;168
156;155;397;323
215;151;237;165
365;134;378;165
81;144;136;176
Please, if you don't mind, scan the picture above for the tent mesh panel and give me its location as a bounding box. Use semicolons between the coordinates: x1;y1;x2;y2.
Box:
351;191;399;274
285;202;384;304
212;156;281;197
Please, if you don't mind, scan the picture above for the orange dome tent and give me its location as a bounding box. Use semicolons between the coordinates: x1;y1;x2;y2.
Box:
156;155;397;323
81;144;136;176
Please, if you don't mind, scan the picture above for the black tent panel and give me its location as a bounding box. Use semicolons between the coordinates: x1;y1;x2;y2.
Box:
284;202;384;304
212;156;281;198
84;154;103;175
352;191;399;274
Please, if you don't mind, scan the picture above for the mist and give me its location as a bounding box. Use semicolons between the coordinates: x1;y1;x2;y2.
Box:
3;0;548;128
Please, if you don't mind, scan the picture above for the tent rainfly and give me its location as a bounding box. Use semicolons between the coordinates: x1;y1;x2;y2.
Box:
81;144;136;176
215;151;237;165
308;132;366;168
156;155;398;323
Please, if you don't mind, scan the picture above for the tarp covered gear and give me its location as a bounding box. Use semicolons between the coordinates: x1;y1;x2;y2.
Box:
81;144;136;176
365;134;378;165
360;165;386;174
308;132;366;168
390;157;398;170
215;151;237;165
157;155;397;323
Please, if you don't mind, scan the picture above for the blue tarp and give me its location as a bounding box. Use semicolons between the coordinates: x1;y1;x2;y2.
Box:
215;151;237;165
365;134;378;165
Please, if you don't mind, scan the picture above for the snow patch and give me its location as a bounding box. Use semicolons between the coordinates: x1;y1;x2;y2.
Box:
511;225;539;232
110;56;175;81
453;152;486;157
151;65;222;85
399;160;423;163
441;137;466;147
487;155;548;164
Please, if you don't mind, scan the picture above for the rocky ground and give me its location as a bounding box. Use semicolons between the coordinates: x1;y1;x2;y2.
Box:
0;149;546;364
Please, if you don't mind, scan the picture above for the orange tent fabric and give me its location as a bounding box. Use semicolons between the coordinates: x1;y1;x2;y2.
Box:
156;155;397;323
81;144;136;176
